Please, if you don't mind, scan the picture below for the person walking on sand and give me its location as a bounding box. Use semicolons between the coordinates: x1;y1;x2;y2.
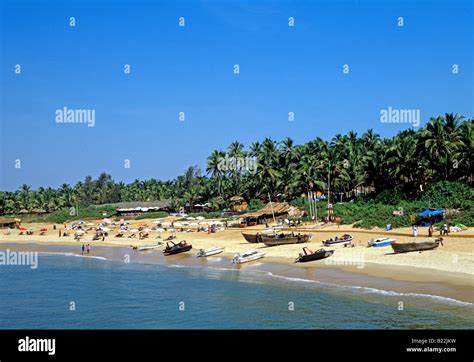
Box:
443;223;449;236
86;244;90;254
412;225;418;237
81;244;85;255
428;224;433;237
59;229;61;238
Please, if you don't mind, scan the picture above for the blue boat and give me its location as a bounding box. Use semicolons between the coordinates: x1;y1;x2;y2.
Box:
367;237;396;247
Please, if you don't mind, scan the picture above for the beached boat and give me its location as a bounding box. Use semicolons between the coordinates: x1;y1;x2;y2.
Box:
197;246;225;257
390;238;443;254
232;250;266;264
262;233;312;246
367;237;396;247
322;234;353;246
163;240;192;255
241;229;278;243
295;247;334;263
133;243;162;251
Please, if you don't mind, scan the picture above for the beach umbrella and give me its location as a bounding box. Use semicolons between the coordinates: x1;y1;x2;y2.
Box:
103;218;111;224
155;228;165;233
20;227;27;231
190;222;198;226
78;220;85;225
75;230;85;235
102;227;110;232
186;217;196;220
169;228;176;233
40;228;48;232
86;222;94;226
196;216;205;220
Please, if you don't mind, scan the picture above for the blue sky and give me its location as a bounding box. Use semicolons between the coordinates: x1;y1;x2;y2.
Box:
1;0;472;191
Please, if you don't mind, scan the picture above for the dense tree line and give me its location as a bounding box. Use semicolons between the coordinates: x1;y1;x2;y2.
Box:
0;114;472;215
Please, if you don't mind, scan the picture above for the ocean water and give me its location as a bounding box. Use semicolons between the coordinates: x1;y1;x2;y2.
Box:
0;253;472;329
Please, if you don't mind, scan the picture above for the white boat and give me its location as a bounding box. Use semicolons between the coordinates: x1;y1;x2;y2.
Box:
231;250;266;264
367;237;396;247
134;243;162;251
197;246;225;257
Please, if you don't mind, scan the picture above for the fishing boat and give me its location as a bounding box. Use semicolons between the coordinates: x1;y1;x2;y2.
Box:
367;237;396;247
295;247;334;263
163;240;192;255
322;234;353;246
241;229;278;243
262;233;312;246
133;242;162;251
231;250;266;264
197;246;225;257
391;238;443;253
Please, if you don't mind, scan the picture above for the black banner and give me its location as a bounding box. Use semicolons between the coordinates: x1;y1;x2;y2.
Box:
0;330;472;361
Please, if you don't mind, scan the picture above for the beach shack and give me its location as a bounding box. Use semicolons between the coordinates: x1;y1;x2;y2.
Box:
113;201;172;217
416;208;445;226
229;196;248;212
240;202;303;227
0;218;21;229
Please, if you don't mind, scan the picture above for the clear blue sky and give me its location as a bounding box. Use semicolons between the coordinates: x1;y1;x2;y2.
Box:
1;0;472;191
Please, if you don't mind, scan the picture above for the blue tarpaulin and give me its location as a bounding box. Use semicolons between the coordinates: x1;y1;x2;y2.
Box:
417;209;445;217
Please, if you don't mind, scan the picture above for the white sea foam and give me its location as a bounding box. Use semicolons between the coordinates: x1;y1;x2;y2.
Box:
266;273;473;307
39;252;108;261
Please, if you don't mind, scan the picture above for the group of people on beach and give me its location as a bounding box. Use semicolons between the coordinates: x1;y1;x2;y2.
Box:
413;223;450;237
81;244;91;255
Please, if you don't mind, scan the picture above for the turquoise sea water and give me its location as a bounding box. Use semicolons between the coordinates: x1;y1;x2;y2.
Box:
0;253;472;329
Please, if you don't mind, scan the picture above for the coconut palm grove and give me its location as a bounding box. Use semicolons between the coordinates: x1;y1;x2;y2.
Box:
1;114;473;227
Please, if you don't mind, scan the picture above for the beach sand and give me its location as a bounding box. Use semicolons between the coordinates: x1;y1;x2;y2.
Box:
1;219;473;303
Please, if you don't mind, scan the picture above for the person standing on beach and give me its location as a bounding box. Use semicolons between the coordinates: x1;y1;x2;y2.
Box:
86;244;90;254
412;225;417;237
81;244;85;255
428;224;433;237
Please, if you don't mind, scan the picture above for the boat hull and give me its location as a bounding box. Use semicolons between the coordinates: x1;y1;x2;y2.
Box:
296;249;334;263
263;235;311;246
232;252;265;264
322;235;353;246
163;245;192;255
197;248;224;257
241;233;261;243
390;239;442;253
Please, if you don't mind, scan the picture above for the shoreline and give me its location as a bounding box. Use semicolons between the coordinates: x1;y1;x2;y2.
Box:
2;240;473;305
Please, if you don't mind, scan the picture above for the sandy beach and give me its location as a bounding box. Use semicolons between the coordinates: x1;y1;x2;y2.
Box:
1;219;473;303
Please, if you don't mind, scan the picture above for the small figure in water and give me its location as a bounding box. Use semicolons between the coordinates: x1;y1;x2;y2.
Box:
86;244;91;254
81;244;85;255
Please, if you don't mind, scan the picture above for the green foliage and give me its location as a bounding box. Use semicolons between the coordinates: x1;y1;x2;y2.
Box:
418;181;473;209
249;199;265;211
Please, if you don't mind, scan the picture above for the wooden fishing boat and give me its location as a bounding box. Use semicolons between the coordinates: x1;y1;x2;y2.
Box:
163;240;192;255
197;246;225;257
390;238;443;254
262;233;312;246
295;247;334;263
367;237;396;247
241;229;278;243
231;250;265;264
322;234;353;246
